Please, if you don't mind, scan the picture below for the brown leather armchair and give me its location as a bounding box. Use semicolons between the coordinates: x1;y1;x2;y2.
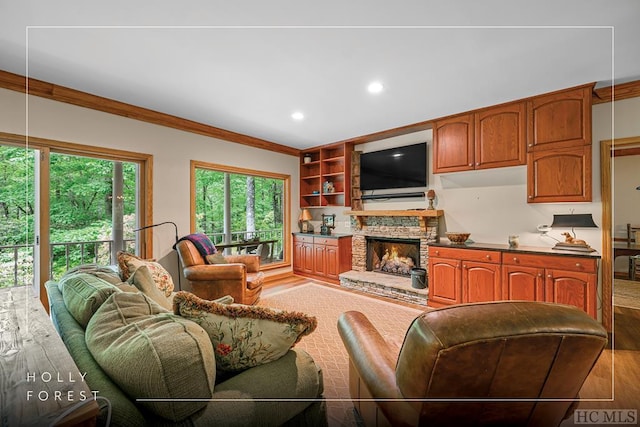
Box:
338;301;607;427
176;239;264;305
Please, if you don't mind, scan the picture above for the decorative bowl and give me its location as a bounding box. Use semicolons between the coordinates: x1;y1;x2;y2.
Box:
446;232;470;244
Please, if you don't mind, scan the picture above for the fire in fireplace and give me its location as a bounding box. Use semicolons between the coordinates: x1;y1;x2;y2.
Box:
366;237;420;276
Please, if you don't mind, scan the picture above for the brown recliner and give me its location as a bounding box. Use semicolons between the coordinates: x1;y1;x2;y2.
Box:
176;239;264;305
338;301;607;427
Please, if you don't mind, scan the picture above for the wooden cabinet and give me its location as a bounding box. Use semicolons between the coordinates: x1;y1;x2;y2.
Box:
527;85;592;151
526;84;593;203
428;246;501;308
433;102;526;174
433;113;474;173
293;234;352;284
431;84;593;203
527;145;592;202
429;256;462;306
300;143;352;208
502;251;597;318
429;245;599;319
475;101;527;169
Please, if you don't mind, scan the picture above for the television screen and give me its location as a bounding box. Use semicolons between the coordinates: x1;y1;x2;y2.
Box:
360;143;427;191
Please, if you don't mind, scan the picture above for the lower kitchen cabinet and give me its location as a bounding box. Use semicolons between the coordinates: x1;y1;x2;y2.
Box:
429;244;599;319
293;233;352;284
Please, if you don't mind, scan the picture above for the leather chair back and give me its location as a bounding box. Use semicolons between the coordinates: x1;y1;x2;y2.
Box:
395;302;607;426
176;239;206;267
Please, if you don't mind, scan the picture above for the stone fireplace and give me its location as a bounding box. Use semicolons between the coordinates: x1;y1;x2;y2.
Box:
339;210;442;305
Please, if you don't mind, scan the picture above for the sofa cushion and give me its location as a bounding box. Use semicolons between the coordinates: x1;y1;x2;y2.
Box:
58;273;121;328
86;292;215;422
117;251;174;296
126;265;172;311
173;291;317;372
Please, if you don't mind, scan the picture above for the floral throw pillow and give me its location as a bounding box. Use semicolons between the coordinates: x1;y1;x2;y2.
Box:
117;251;174;297
173;291;317;372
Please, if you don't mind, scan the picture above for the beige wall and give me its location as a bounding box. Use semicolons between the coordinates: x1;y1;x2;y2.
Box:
2;86;639;280
0;88;300;280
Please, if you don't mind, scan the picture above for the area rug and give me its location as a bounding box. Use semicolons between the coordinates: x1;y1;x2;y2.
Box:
258;283;423;427
613;279;640;310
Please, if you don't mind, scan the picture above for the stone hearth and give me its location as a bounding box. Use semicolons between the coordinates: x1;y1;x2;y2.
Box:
340;270;428;306
339;210;442;304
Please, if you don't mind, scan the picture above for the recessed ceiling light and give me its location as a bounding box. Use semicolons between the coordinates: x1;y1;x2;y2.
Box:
367;81;384;94
291;111;305;121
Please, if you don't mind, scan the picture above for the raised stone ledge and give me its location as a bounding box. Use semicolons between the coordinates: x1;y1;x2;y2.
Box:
339;270;428;306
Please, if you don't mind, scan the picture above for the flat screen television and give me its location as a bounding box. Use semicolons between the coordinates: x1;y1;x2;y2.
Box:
360;142;427;191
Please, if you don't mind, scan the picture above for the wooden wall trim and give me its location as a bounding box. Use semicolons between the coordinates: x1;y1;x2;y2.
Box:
0;69;300;157
593;80;640;104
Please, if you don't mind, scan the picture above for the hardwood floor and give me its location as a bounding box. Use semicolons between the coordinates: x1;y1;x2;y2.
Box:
265;274;640;423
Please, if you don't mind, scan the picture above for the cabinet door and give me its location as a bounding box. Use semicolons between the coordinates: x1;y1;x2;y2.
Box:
433;114;475;173
527;85;592;151
324;245;339;280
428;257;462;307
462;261;501;303
302;242;315;274
502;265;544;301
293;240;304;272
527;145;592;203
475;102;526;169
313;244;326;276
545;269;596;318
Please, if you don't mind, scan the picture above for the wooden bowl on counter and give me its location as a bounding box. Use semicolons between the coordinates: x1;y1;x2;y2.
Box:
446;232;471;244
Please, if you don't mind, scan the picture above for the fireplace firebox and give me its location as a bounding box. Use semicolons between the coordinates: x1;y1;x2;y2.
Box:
366;237;421;277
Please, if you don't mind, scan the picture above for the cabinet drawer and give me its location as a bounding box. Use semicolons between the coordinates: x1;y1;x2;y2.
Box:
294;235;314;244
429;246;501;264
504;253;597;273
314;237;338;246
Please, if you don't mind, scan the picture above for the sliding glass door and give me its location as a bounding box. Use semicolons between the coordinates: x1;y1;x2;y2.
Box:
1;134;152;301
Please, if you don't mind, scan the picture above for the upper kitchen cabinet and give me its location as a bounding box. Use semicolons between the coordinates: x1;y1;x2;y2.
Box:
432;113;475;173
433;101;526;174
475;101;527;169
526;84;592;152
526;84;594;203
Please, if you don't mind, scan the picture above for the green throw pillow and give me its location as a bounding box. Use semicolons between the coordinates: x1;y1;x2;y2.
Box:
173;291;317;372
85;292;215;422
127;265;172;311
58;273;121;328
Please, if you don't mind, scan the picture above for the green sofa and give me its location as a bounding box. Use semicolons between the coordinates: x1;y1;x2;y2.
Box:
45;274;327;427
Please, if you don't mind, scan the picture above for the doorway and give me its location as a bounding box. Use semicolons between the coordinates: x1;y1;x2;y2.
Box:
600;135;640;331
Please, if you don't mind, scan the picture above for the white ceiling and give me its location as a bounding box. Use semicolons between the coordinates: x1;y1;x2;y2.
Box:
1;1;639;149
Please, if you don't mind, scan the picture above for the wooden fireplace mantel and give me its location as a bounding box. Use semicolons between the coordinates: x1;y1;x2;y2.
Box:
345;209;444;231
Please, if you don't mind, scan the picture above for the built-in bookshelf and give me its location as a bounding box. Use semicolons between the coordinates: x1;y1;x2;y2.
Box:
300;143;352;208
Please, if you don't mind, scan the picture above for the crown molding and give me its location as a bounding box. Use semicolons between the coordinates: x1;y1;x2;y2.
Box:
0;69;300;157
593;79;640;104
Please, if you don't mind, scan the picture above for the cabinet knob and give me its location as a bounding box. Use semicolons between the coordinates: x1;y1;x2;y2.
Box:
464;264;468;269
486;255;491;259
547;274;552;278
476;163;480;166
435;250;440;256
538;273;543;277
468;163;473;167
528;195;533;199
576;263;582;268
513;257;519;262
528;143;533;147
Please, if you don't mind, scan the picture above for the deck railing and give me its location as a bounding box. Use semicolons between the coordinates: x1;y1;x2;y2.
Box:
0;239;134;288
0;229;283;288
